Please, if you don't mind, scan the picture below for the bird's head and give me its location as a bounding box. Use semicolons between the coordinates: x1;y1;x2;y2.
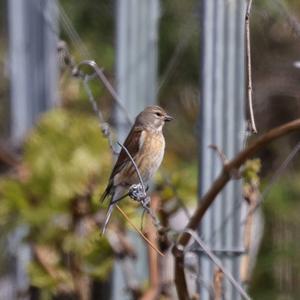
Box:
135;105;173;131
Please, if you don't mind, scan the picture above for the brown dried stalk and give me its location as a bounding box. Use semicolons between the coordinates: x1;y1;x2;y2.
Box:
115;204;164;257
213;268;224;300
246;0;257;133
141;195;161;300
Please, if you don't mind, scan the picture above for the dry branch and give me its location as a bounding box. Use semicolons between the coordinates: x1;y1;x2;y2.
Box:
245;0;257;134
173;118;300;300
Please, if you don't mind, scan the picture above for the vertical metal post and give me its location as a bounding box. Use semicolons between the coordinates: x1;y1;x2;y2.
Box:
198;0;246;299
8;0;58;143
115;0;159;138
6;1;58;298
113;1;160;299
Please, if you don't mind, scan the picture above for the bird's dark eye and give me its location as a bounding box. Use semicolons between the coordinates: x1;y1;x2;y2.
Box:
155;112;162;117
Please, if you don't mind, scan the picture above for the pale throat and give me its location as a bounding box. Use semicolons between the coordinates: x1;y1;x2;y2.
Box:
148;123;163;134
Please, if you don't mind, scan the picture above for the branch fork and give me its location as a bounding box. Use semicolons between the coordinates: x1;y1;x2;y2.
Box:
209;144;241;180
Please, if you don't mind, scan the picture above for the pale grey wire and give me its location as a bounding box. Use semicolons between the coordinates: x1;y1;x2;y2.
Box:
56;1;90;58
38;1;60;37
241;140;300;225
275;0;300;38
56;2;133;126
52;3;133;125
157;8;198;95
157;32;192;94
82;76;118;155
75;60;132;125
59;8;86;56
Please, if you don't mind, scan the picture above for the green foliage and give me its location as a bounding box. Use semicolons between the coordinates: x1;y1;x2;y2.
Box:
0;109;114;296
243;159;262;184
250;175;300;299
158;161;197;205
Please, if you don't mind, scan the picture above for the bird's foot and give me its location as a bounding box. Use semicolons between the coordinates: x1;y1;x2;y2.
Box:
128;183;147;202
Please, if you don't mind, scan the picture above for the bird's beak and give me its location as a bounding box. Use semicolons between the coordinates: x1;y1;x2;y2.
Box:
164;114;174;122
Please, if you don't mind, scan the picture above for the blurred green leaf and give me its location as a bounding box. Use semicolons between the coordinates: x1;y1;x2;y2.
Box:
0;109;114;294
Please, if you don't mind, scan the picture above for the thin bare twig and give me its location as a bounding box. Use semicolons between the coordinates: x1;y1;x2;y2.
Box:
185;230;251;300
115;205;164;257
209;144;228;165
245;0;257;134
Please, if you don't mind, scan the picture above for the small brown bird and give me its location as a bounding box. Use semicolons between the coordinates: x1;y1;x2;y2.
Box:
101;105;173;234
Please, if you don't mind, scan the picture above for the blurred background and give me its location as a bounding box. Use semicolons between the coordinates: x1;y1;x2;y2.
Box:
0;0;300;299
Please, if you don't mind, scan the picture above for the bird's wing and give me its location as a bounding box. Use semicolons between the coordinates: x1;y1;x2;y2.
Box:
111;126;143;178
100;126;143;202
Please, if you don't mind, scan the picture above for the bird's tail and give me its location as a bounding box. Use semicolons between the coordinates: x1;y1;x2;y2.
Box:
100;181;113;203
101;203;115;235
